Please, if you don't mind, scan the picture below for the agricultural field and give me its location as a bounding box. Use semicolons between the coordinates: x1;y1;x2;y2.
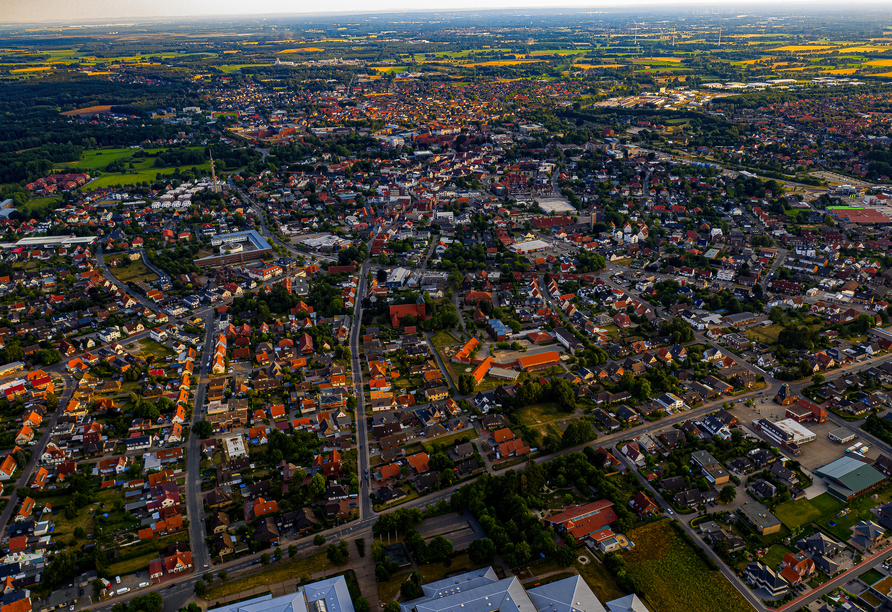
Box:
623;521;752;612
55;146;211;188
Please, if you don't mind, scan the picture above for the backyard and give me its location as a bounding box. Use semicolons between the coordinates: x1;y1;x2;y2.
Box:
623;520;752;612
517;402;568;428
430;330;462;348
773;493;843;529
422;428;478;452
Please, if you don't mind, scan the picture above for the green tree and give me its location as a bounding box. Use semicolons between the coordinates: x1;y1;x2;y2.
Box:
719;485;737;504
309;472;326;498
469;538;496;564
261;553;270;566
203;572;214;583
427;536;453;561
355;598;370;612
193;420;213;438
384;602;402;612
218;570;227;581
194;581;207;597
812;373;825;386
458;373;476;395
314;534;327;546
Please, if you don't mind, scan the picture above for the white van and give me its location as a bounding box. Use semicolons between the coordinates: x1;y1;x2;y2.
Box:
117;588;130;595
115;576;122;584
138;582;150;589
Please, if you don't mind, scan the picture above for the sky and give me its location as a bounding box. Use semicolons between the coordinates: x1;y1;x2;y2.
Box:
3;0;892;23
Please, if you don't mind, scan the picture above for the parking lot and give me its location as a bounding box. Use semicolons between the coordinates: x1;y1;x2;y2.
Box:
732;403;861;473
416;511;485;552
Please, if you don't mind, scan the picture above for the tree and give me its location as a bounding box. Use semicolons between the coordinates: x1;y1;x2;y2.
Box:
289;544;297;558
74;526;86;539
314;534;327;546
203;572;214;583
309;472;326;498
355;598;370;612
261;553;270;566
384;602;402;612
193;420;213;439
812;373;825;386
194;581;207;597
469;538;497;564
719;485;737;504
427;536;453;561
218;570;227;581
458;373;476;395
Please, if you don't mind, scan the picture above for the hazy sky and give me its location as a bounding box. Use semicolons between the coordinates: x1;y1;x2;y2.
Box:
3;0;891;24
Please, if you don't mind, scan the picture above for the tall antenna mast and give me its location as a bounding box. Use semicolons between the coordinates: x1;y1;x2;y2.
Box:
718;26;722;46
210;150;219;194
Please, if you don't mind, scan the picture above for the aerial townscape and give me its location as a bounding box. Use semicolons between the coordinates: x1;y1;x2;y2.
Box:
10;5;892;612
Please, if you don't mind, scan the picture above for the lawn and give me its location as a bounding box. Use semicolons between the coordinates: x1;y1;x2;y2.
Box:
760;544;795;568
745;324;783;344
105;255;158;283
205;552;329;600
860;568;884;585
138;338;175;360
773;493;842;529
820;485;892;541
422;428;478;452
106;532;189;576
517;402;567;427
17;196;61;217
623;520;752;612
575;557;626;602
377;571;412;604
430;330;461;348
417;553;485;583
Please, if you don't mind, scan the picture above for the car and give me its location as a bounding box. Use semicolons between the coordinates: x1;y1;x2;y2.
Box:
139;582;151;589
667;508;674;515
169;584;177;589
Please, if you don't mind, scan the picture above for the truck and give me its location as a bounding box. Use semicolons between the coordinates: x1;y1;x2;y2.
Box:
846;442;863;453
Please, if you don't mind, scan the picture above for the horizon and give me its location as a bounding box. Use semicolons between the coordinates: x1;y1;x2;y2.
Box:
5;1;892;26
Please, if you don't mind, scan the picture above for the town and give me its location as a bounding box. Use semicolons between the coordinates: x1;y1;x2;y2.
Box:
6;8;892;612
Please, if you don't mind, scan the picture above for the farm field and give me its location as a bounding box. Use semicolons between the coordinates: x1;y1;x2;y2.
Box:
623;520;752;612
16;196;61;217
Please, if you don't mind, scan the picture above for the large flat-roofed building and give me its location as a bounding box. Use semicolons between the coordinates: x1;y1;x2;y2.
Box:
815;456;887;501
541;500;617;541
401;568;609;612
515;351;561;372
509;239;551;254
739;500;782;535
753;418;816;448
209;575;354;612
196;230;273;268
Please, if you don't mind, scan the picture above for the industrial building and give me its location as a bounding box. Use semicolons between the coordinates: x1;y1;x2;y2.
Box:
752;418;816;454
815;456;887;501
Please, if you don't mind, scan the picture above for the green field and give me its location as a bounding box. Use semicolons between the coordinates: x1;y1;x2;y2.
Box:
773;493;842;529
517;402;566;427
860;568;884;585
104;255;158;283
55;146;210;188
430;330;461;347
624;520;752;612
16;196;61;217
422;427;478;452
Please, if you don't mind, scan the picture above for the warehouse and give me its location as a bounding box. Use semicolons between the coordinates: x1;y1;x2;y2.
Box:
509;239;550;254
816;456;887;501
829;427;857;444
753;418;816;454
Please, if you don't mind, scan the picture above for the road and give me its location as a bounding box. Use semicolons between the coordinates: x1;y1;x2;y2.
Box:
0;374;74;530
96;244;164;315
350;261;374;521
184;307;217;575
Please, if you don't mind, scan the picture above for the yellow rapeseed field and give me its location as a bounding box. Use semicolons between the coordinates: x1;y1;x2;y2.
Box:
281;48;324;53
465;60;545;67
11;66;51;72
865;59;892;66
771;45;836;52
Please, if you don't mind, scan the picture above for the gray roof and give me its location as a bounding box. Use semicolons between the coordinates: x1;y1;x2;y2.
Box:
407;575;536;612
527;576;606;612
209;575;354;612
605;595;649;612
